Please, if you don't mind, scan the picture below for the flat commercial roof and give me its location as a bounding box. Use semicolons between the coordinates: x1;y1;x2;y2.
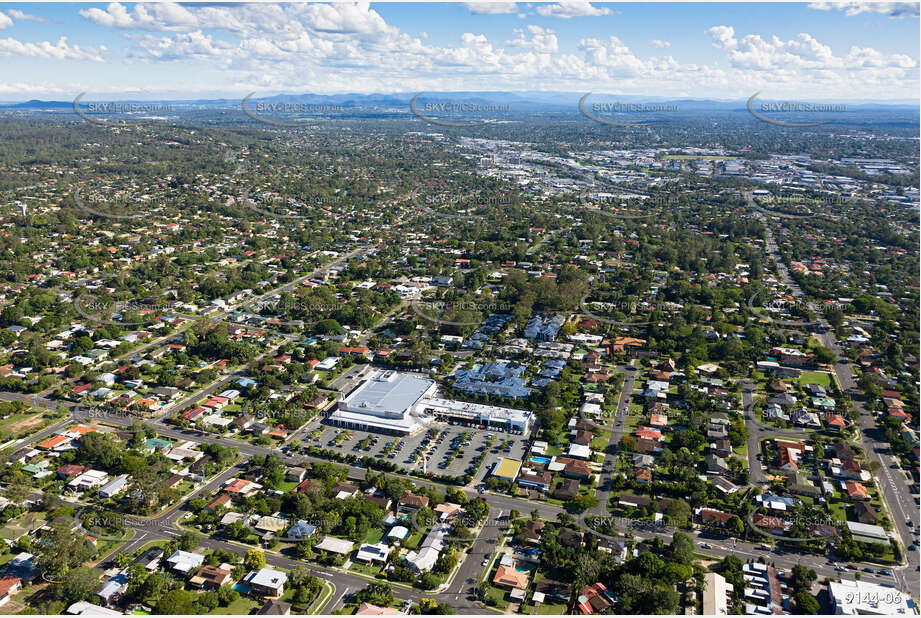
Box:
341;370;433;417
845;521;889;542
423;397;533;426
493;457;522;480
327;408;427;433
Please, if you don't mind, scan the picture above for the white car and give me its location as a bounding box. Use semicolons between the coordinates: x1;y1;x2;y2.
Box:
481;559;489;567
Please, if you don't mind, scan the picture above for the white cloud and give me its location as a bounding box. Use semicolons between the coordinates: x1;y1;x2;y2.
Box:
809;2;919;18
463;2;518;15
79;2;199;31
536;1;612;19
7;9;51;23
56;3;916;99
508;25;559;53
0;11;13;29
708;26;836;70
0;36;106;61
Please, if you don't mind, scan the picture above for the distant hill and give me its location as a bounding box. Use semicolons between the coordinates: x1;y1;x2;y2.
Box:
1;92;916;112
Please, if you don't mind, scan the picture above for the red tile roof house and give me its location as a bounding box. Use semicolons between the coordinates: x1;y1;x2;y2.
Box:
845;481;869;501
888;407;911;420
577;583;614;615
37;435;72;451
203;396;229;410
0;576;22;607
752;513;788;534
696;508;734;527
57;464;85;479
492;565;529;590
182;407;207;421
72;383;94;397
825;414;847;431
634;427;663;441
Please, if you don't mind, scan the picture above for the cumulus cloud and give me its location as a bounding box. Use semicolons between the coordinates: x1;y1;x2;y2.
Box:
46;2;915;99
463;2;519;15
0;11;13;29
536;1;612;18
808;1;919;18
706;24;917;87
8;9;52;23
508;25;559;53
0;36;106;61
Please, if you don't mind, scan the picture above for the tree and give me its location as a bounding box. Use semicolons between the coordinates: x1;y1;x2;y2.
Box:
419;572;440;590
669;532;695;565
244;549;266;571
795;591;820;614
218;584;239;606
356;581;394;606
155;589;197;614
49;567;100;604
417;598;456;614
727;515;745;536
177;530;201;552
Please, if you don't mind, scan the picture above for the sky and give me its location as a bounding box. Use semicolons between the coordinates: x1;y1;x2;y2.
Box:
0;1;919;101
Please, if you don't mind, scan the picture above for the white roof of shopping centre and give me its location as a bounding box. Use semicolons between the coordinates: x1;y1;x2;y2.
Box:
421;397;533;425
340;370;434;417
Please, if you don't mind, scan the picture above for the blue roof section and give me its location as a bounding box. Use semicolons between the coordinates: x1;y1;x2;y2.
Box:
523;313;565;341
453;361;532;399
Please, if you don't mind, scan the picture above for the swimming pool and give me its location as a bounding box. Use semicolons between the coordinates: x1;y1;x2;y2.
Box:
530;456;551;465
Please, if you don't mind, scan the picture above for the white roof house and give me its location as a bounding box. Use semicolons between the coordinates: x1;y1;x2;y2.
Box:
167;550;205;574
97;474;130;499
314;536;354;555
567;443;592;459
355;543;390;563
68;469;109;490
66;601;123;616
315;357;339;371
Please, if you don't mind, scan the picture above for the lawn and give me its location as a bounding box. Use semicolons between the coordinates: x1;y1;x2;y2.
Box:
276;480;299;493
826;498;848;524
623;415;642;433
207;596;261;615
402;531;423;550
0;410;58;438
348;560;384;577
799;371;832;387
362;527;384;544
485;584;511;610
590;427;610;444
537;601;569;614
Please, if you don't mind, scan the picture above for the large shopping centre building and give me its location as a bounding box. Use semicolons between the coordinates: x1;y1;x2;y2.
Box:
328;369;534;436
